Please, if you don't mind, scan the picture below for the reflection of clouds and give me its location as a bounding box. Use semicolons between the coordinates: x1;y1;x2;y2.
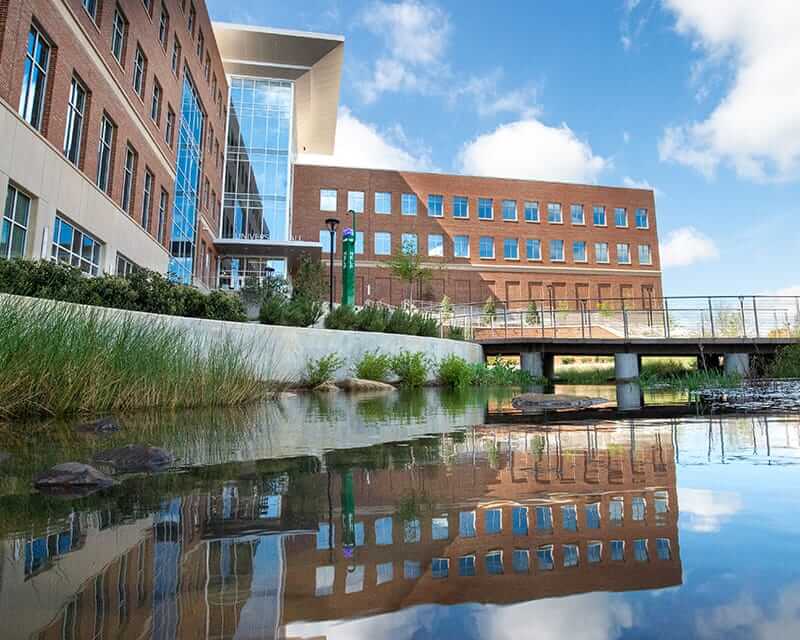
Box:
679;488;743;533
697;585;800;639
285;592;633;640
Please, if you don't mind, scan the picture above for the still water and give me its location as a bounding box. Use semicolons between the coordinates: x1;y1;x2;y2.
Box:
1;389;799;639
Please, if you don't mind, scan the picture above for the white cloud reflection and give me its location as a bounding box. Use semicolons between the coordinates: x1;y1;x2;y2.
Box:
678;488;743;533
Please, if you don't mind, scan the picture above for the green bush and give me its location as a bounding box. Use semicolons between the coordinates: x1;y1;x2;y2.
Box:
355;350;393;381
768;344;800;378
256;270;324;328
355;304;390;332
416;315;439;338
303;353;345;387
447;326;465;340
391;351;429;387
437;354;474;389
385;308;415;334
325;305;359;330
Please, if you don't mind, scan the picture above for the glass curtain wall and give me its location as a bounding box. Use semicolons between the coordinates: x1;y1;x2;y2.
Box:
222;78;292;242
168;72;205;284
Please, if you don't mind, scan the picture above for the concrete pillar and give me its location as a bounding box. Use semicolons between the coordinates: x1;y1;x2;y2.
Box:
615;353;639;381
616;381;643;411
520;351;544;379
724;353;750;377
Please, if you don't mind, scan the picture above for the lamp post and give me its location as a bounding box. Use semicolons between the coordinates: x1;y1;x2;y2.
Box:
325;217;339;310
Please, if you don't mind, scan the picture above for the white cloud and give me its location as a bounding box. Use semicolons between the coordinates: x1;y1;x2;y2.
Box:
659;1;800;182
620;0;655;51
297;106;435;172
678;488;742;532
457;119;610;183
696;585;800;639
454;73;540;119
659;226;720;268
765;285;800;297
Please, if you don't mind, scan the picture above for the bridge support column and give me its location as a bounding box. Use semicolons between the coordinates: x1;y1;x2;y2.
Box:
724;353;750;377
520;351;555;382
616;381;643;411
615;353;639;382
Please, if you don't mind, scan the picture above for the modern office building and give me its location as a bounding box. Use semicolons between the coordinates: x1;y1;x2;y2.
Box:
0;1;661;307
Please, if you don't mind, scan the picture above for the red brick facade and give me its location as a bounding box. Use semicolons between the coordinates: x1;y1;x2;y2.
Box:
293;164;663;307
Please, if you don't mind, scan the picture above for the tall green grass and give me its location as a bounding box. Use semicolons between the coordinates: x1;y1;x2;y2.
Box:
0;299;271;420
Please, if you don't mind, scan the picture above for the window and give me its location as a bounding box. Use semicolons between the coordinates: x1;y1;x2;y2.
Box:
549;239;565;262
635;207;649;228
609;496;624;522
634;539;649;562
141;170;154;231
347;190;364;213
563;544;579;568
132;45;146;98
82;0;98;20
188;2;196;35
459;511;476;538
573;240;587;262
401;233;418;254
639;244;652;265
654;490;670;515
403;561;421;580
502;199;517;221
19;24;51;131
150;79;162;123
632;496;646;521
121;145;137;214
157;188;168;243
656;538;672;560
536;545;554;571
526;238;541;260
374;232;391;256
64;77;87;166
453;235;469;258
593;205;606;226
111;7;127;63
116;254;137;277
595;242;609;263
431;558;449;579
453;195;468;218
212;75;217;100
316;523;334;550
315;566;334;597
354;231;364;255
586;542;602;564
345;566;364;594
374;191;391;214
142;0;153;15
405;519;422;543
96;115;115;193
562;504;578;531
401;193;417;215
204;53;210;81
486;550;504;575
319;229;336;254
478;198;493;220
547;202;562;223
165;106;175;147
586;503;601;529
479;236;494;259
512;507;528;536
485;509;502;535
524;201;539;222
1;185;31;259
615;207;628;227
503;238;519;259
611;540;625;561
428;194;443;217
535;506;552;530
431;517;448;540
617;243;631;264
320;189;337;211
376;562;393;585
159;4;169;48
428;233;444;257
171;36;181;75
458;555;476;577
51;216;102;276
196;30;204;58
571;204;585;225
513;549;530;573
375;517;392;545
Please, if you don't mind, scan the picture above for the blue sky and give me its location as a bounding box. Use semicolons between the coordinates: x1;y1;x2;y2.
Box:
207;0;800;297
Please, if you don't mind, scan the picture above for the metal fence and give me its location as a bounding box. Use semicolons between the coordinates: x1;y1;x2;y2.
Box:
431;296;800;341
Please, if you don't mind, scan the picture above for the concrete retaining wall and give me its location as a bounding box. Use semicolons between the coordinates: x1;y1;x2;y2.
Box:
0;293;484;383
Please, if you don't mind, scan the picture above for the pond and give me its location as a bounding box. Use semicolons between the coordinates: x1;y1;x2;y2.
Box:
1;388;799;639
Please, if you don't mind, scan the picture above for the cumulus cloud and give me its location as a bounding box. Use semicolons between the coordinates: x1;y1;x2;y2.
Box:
659;1;800;182
696;585;800;639
457;119;610;183
453;72;540;119
659;226;720;268
678;488;742;532
297;106;435;171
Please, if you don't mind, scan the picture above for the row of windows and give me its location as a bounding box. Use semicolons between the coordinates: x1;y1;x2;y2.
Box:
320;189;651;229
314;538;674;595
319;229;654;265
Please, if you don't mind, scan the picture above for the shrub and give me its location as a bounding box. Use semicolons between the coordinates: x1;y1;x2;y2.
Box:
525;300;540;326
416;315;439;338
355;350;393;381
355;304;390;332
483;296;497;322
303;353;345;387
386;308;415;334
437;354;473;389
447;326;465;340
325;305;358;330
768;344;800;378
391;351;429;387
256;274;323;328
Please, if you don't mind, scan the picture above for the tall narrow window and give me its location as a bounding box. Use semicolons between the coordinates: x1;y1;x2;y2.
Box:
617;243;631;264
635;207;649;228
547;203;562;223
595;242;610;263
571;204;585;225
615;207;628;227
593;205;607;226
157;188;168;243
639;244;652;265
171;36;181;75
188;3;196;35
96;115;115;193
82;0;98;20
158;4;170;48
374;191;391;214
196;30;204;58
428;194;444;217
204;53;211;81
550;239;565;262
19;24;51;131
142;170;154;231
401;193;417;215
478;198;493;220
1;185;31;259
64;77;87;165
453;196;468;218
524;201;539;222
479;236;494;259
502;199;517;221
121;145;137;214
132;45;146;98
526;238;541;260
347;191;364;213
111;8;127;63
453;235;469;258
165;106;175;147
150;79;162;124
401;233;418;255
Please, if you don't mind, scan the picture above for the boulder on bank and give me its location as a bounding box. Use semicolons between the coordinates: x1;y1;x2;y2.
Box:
313;382;340;393
511;393;608;412
93;444;174;473
75;416;122;434
34;462;115;497
336;378;396;392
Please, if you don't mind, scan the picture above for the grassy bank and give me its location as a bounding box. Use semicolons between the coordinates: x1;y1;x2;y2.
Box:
0;299;271;420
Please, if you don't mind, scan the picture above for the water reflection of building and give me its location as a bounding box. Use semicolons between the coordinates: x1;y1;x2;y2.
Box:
0;426;680;640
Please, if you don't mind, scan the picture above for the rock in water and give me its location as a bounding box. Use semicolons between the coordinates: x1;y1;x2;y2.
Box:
75;416;122;433
34;463;115;497
336;378;396;392
313;382;340;393
511;393;608;411
93;444;174;473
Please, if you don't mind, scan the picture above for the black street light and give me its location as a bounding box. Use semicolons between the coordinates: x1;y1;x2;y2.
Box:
325;217;340;310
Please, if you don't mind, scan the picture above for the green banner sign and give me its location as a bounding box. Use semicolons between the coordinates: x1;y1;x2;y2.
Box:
341;228;356;306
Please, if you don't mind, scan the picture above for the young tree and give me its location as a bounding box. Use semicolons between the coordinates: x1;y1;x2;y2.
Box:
384;239;433;305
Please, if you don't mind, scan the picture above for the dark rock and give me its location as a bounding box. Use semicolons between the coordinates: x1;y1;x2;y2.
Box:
34;462;115;497
511;393;609;412
75;416;122;434
93;444;174;473
336;378;396;392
